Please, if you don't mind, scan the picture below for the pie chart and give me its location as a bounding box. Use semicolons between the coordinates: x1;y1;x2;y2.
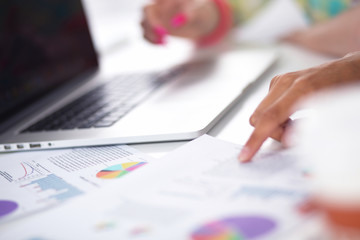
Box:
191;215;276;240
0;200;18;218
96;162;147;179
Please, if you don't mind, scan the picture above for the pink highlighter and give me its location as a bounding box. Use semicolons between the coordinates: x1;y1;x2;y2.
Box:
171;13;188;28
153;13;188;45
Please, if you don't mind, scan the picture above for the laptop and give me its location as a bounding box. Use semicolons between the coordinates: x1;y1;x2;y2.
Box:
0;0;277;152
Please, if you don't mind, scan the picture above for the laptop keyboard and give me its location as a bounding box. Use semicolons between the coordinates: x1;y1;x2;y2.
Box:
21;73;162;132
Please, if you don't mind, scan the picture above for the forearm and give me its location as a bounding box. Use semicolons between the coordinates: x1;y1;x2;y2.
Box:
283;6;360;57
238;50;360;163
340;51;360;83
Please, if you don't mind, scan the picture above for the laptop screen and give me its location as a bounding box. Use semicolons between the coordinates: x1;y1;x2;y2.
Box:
0;0;98;124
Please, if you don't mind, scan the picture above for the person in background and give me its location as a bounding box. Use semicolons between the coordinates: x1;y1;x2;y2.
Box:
142;0;360;56
141;0;360;161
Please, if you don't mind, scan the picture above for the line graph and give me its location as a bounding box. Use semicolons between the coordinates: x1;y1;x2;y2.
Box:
0;161;48;183
14;161;49;183
19;162;34;180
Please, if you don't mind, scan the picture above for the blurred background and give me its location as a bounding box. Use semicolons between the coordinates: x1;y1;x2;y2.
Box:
83;0;147;55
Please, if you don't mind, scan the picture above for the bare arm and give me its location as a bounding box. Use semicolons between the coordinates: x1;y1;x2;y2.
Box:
283;6;360;57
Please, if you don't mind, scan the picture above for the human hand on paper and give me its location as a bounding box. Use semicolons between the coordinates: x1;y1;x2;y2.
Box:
141;0;219;44
238;51;360;163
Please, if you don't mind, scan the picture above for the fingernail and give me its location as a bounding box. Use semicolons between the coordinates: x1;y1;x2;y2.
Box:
153;26;167;45
154;26;167;36
238;147;251;163
155;37;165;45
171;13;187;28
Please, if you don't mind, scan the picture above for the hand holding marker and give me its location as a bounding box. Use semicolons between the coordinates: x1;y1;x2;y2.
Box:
152;0;205;45
145;0;232;46
153;13;188;45
171;13;188;27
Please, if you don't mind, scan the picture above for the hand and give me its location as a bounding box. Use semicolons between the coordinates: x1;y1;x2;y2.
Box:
141;0;219;44
238;51;360;163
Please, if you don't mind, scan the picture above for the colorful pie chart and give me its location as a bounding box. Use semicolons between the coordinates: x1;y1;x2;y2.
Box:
0;200;18;218
191;216;276;240
96;162;147;179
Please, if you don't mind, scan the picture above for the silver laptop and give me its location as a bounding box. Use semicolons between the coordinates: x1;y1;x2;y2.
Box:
0;0;276;152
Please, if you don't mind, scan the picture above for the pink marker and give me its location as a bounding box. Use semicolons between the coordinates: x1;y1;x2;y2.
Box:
171;13;188;28
153;26;168;45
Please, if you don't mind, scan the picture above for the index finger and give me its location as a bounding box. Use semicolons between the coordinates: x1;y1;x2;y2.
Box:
238;87;302;162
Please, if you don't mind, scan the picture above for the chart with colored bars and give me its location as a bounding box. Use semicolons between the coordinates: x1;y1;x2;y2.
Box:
191;216;276;240
96;162;147;179
20;174;83;202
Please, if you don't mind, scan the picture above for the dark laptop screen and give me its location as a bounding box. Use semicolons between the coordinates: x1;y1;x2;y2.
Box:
0;0;98;124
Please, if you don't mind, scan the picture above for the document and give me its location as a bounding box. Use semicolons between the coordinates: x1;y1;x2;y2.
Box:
0;135;310;240
0;145;153;223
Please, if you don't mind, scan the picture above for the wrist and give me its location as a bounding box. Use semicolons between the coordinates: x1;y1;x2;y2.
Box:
346;51;360;80
197;1;221;37
197;0;233;47
331;51;360;85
